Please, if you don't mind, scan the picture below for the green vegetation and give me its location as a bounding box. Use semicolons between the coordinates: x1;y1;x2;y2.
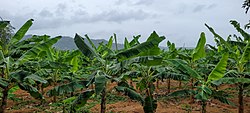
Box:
0;8;250;113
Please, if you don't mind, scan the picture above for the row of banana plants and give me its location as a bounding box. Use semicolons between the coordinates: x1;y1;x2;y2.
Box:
0;19;249;113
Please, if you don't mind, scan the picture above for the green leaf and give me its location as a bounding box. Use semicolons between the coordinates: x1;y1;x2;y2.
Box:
207;53;228;82
0;50;4;63
239;42;250;65
74;34;98;58
85;34;97;51
124;38;131;49
47;81;84;97
205;24;229;49
106;36;113;49
168;59;202;80
71;90;94;111
143;96;157;113
11;19;34;44
115;86;144;105
192;32;206;61
0;78;9;89
127;56;163;66
70;56;79;73
18;36;61;64
129;35;141;46
95;71;107;95
116;31;165;61
24;74;47;84
212;77;250;85
230;20;250;41
18;83;43;99
0;21;9;29
212;90;235;106
63;96;76;104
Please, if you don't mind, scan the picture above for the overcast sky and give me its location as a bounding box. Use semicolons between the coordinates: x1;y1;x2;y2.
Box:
0;0;249;47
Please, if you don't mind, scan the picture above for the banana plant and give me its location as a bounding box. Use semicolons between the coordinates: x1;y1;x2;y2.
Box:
0;19;61;113
168;52;229;113
206;20;250;113
72;31;165;113
113;32;165;113
168;32;206;102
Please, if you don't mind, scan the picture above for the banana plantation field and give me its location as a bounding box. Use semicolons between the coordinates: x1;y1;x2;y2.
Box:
0;19;250;113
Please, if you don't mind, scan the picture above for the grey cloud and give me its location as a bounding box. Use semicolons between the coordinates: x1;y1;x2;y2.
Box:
193;4;217;13
193;4;206;13
0;10;34;28
55;3;67;16
90;9;152;23
39;9;54;18
70;9;154;24
115;0;154;6
134;0;154;5
207;4;217;9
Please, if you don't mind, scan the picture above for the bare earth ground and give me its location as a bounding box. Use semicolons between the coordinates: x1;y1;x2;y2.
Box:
5;80;250;113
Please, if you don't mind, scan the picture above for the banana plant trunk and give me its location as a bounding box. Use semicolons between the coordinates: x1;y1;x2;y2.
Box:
101;87;106;113
201;101;207;113
167;79;171;94
0;88;9;113
190;78;194;103
238;84;244;113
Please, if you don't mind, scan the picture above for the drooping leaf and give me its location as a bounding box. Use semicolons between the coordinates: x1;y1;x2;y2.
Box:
74;34;98;58
18;36;62;64
207;53;229;82
143;96;157;113
168;59;202;80
116;32;165;61
115;86;144;105
212;90;235;106
10;70;30;82
212;77;250;85
24;74;47;84
205;24;229;49
95;71;107;95
230;20;250;41
0;78;9;89
71;90;94;111
18;83;43;99
192;32;206;61
11;19;34;44
124;56;163;66
47;81;84;97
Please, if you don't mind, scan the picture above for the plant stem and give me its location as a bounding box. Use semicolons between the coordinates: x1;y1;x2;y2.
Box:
238;84;244;113
0;88;9;113
100;87;106;113
201;101;207;113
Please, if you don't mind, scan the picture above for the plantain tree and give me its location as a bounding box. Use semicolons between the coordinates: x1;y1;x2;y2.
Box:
114;31;165;113
0;19;62;113
168;48;229;113
205;20;250;113
71;31;165;113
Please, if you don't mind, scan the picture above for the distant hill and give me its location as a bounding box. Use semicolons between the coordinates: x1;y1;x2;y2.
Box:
23;35;192;50
54;36;124;50
23;35;124;50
